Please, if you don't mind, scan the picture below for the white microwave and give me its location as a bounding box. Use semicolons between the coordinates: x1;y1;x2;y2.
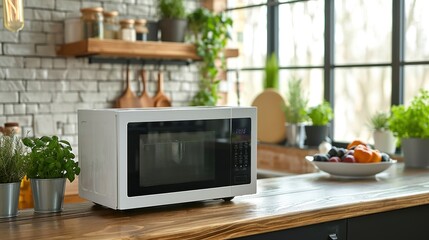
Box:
77;107;257;210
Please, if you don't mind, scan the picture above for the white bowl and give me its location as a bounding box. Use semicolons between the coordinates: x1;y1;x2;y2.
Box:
305;156;397;178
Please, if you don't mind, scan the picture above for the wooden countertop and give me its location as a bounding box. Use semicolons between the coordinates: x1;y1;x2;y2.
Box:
2;163;429;239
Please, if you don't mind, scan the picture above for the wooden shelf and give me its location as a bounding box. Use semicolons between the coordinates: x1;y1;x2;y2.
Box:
57;39;239;61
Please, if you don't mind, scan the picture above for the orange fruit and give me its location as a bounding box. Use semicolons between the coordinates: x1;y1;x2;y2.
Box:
370;150;382;163
347;140;367;150
354;144;373;163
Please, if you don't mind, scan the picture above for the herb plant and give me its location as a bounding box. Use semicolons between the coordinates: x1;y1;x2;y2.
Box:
388;89;429;138
22;136;80;182
263;53;279;90
283;78;309;123
307;101;333;126
0;136;27;183
369;111;390;131
158;0;186;19
189;8;233;106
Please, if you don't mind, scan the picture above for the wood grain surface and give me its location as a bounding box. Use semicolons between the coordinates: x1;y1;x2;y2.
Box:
56;39;239;60
2;164;429;239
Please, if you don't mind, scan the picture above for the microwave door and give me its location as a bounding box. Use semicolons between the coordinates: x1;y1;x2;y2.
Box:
127;119;232;197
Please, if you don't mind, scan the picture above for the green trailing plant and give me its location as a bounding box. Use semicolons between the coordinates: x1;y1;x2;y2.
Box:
0;136;27;183
307;101;333;126
369;111;391;131
22;136;80;182
158;0;186;19
263;53;279;90
187;7;210;42
284;78;309;123
189;8;233;106
388;89;429;139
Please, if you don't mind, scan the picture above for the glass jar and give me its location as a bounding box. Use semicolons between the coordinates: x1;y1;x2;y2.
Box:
135;19;148;41
2;0;24;32
119;19;136;42
80;7;104;39
103;10;119;39
0;122;21;136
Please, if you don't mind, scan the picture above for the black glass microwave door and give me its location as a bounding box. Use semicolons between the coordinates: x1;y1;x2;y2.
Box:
127;119;231;197
139;131;215;187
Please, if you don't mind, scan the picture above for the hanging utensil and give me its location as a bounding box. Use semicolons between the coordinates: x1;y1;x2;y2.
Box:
115;65;140;108
139;69;154;107
153;70;172;107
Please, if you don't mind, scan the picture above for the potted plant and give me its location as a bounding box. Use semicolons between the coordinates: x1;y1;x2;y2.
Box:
369;111;396;154
0;135;27;218
251;53;287;143
158;0;187;42
305;101;333;147
388;89;429;168
22;136;80;213
189;8;232;106
283;78;308;148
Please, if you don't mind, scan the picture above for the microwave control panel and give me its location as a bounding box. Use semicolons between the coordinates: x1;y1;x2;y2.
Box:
231;118;252;185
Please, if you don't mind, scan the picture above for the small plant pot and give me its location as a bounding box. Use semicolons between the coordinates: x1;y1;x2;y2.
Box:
31;178;66;213
402;138;429;168
286;123;306;148
0;182;20;218
373;130;396;154
159;19;187;42
305;125;328;147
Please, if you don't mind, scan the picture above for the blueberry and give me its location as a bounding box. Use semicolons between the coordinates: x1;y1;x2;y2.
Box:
381;153;390;162
320;154;329;162
328;147;339;157
337;148;346;158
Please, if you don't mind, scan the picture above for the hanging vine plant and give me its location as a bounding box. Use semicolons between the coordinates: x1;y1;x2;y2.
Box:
188;8;233;106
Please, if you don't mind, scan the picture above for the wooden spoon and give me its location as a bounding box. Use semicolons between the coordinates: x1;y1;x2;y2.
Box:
139;69;154;107
153;70;172;107
115;65;140;108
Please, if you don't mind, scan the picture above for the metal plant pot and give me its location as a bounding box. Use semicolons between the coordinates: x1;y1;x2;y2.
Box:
402;138;429;168
30;178;66;213
0;182;20;218
286;123;306;148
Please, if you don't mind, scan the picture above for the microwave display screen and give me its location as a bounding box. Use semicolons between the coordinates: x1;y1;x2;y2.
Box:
127;118;245;196
138;131;216;187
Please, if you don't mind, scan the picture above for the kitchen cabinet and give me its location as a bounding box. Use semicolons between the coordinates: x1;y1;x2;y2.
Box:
347;204;429;240
235;220;346;240
237;204;429;240
56;38;239;62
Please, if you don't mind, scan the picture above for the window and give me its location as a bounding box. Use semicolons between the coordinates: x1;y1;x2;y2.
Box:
226;0;429;144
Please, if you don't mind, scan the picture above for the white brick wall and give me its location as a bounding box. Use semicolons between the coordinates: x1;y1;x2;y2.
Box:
0;0;201;154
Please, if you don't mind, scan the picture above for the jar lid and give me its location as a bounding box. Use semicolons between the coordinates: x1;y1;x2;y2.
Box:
103;11;118;17
120;19;135;25
80;7;104;13
4;122;19;127
135;19;147;26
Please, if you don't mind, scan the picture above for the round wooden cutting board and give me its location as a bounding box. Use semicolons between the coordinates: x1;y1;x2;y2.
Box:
251;89;287;143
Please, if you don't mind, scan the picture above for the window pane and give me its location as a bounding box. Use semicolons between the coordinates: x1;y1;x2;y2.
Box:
335;0;391;64
227;0;267;9
227;6;267;68
227;70;264;106
334;68;391;143
404;65;429;103
279;69;324;107
405;0;429;61
278;1;324;66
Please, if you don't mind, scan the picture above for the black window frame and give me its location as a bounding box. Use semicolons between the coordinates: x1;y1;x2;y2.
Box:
226;0;426;145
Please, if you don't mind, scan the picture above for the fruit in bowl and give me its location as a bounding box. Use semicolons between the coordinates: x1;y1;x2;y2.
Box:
313;140;393;164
